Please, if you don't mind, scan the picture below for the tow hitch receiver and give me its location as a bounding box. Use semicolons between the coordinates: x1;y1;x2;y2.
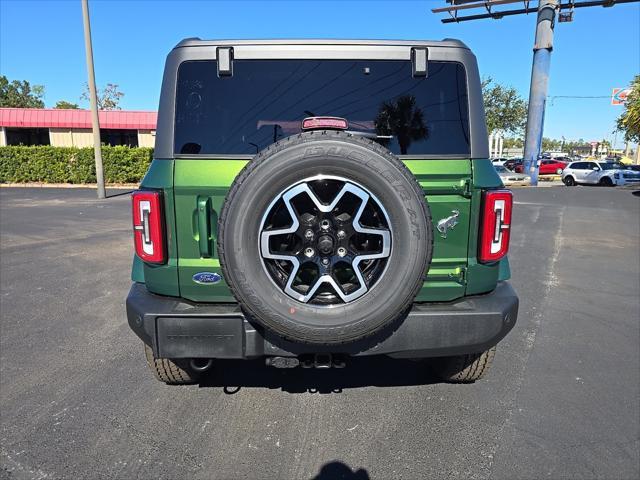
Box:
265;356;299;368
266;354;346;369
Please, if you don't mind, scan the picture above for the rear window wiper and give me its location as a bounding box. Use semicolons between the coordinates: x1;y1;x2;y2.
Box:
346;130;394;140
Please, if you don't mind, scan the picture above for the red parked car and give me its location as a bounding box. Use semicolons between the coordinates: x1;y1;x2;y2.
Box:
515;159;567;175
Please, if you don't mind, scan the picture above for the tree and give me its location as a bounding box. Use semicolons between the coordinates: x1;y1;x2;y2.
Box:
81;83;124;110
563;139;587;154
542;137;563;151
0;75;45;108
503;137;524;149
374;95;427;154
54;100;79;109
599;138;612;148
482;77;528;136
616;75;640;144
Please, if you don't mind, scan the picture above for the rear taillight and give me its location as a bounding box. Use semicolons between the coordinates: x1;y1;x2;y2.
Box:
301;116;349;130
132;190;166;264
479;190;513;264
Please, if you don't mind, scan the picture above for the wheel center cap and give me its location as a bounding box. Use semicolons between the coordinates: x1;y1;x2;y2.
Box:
317;235;334;255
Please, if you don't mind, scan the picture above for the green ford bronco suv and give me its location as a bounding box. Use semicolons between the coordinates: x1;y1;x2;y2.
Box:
126;39;518;385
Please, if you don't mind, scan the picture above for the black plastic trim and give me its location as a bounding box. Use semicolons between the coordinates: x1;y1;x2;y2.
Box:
127;282;518;359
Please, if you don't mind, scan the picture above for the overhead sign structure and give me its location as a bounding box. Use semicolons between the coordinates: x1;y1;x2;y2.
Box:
611;88;632;106
432;0;640;187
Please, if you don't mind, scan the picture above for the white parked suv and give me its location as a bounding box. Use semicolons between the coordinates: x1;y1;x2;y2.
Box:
562;161;640;187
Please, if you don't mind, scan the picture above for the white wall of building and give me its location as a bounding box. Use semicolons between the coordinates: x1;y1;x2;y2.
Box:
49;128;94;147
137;130;155;148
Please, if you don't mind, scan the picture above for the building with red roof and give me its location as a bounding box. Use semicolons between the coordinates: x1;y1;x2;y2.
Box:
0;108;157;148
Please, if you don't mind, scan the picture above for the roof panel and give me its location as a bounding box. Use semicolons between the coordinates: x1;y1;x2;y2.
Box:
0;108;157;130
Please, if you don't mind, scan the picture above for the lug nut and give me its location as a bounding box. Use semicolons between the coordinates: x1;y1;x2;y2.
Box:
320;219;330;231
337;247;347;257
322;258;330;266
304;247;315;257
337;230;346;239
304;229;314;240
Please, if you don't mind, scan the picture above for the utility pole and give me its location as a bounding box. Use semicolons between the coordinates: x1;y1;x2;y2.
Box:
522;0;558;185
81;0;105;200
432;0;640;185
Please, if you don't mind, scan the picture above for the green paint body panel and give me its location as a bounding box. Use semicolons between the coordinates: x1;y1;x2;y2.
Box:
173;159;247;302
405;160;471;302
131;256;144;283
132;156;508;303
137;159;180;296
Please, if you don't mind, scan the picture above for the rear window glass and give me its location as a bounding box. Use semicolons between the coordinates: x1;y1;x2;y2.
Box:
174;59;470;156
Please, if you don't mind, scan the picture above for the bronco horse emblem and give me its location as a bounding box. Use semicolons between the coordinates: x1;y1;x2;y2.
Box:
436;210;460;238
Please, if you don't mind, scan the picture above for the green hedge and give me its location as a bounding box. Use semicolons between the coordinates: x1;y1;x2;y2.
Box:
0;145;153;184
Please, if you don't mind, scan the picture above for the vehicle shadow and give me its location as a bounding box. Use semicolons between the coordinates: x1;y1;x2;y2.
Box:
311;461;370;479
198;356;441;393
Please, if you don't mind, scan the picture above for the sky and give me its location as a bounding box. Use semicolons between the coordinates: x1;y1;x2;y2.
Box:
1;0;639;146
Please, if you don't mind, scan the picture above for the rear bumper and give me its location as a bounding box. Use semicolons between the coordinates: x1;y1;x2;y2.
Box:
126;282;518;359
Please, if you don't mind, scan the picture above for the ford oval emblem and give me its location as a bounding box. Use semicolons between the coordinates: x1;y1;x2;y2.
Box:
192;272;222;285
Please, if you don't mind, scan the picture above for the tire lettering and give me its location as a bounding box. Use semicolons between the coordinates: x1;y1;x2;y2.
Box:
305;146;324;157
407;208;421;239
395;184;411;202
380;169;399;184
347;150;366;162
326;146;341;157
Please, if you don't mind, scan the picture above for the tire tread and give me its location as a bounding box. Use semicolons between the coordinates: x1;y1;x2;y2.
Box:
144;344;199;385
431;346;496;383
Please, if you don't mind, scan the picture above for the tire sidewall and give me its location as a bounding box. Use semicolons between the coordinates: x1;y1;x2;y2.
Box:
219;133;432;344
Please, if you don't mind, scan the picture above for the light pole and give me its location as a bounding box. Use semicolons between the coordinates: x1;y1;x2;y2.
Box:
433;0;640;182
522;0;558;186
81;0;105;199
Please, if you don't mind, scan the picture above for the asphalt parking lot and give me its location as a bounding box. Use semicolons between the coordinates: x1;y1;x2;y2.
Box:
1;185;639;480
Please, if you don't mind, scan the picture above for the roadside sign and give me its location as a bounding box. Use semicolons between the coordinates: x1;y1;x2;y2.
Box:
611;88;631;105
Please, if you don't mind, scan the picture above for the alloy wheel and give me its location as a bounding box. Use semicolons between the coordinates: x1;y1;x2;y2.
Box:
259;176;392;305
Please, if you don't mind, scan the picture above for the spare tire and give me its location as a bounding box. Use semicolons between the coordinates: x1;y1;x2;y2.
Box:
218;131;433;345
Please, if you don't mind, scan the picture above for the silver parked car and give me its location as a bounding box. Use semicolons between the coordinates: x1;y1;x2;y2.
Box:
562;161;640;186
494;165;530;186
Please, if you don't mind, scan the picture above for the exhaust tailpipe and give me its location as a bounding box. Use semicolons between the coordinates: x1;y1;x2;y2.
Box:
190;358;213;372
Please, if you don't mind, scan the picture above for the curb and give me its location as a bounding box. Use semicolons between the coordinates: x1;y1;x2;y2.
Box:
538;175;562;182
509;181;564;188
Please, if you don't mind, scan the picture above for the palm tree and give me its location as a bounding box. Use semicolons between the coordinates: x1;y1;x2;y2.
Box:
374;95;427;154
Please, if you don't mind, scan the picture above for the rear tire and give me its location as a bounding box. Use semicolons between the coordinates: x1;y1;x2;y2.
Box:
563;176;576;186
144;344;200;385
430;346;496;383
599;176;614;187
